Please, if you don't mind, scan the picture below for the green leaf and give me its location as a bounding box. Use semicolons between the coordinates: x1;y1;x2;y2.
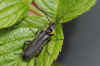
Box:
0;15;64;66
0;0;29;29
34;0;96;23
23;0;32;5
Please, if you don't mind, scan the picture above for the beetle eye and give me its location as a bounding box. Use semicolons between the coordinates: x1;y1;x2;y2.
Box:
47;29;52;33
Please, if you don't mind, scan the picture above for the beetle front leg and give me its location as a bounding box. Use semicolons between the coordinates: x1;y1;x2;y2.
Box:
23;40;32;50
45;39;51;56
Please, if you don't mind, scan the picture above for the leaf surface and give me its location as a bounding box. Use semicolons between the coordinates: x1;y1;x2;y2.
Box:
0;0;29;29
34;0;96;23
0;0;96;66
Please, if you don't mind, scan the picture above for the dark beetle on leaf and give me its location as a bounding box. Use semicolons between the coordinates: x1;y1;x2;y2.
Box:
23;23;56;60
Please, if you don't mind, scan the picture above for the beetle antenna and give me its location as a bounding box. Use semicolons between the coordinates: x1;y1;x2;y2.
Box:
39;9;52;23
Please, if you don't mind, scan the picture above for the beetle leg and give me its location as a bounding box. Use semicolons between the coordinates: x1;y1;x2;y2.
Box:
14;52;24;56
56;39;64;40
45;39;51;56
23;40;32;50
34;57;38;66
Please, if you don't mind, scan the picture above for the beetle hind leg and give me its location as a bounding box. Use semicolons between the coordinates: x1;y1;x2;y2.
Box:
56;38;64;40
